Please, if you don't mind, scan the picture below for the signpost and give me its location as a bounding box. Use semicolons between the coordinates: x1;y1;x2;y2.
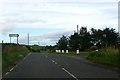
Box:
9;34;19;45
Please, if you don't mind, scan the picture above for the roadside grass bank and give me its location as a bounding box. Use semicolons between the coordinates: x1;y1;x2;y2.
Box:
2;45;30;74
51;47;119;68
86;48;120;68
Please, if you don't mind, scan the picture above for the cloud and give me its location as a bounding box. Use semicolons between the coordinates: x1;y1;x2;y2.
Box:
0;0;118;45
0;19;16;35
18;30;73;45
14;18;47;23
0;18;47;35
0;0;117;29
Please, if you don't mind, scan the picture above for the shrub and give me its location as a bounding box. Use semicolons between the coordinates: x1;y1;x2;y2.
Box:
90;46;97;50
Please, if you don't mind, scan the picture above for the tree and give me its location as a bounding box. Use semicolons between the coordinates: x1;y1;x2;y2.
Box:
56;27;118;51
90;28;103;48
79;27;91;50
57;35;68;50
102;28;118;46
69;33;81;51
90;27;118;48
69;27;91;51
91;28;97;34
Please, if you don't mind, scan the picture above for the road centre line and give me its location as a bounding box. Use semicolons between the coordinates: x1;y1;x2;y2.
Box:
51;60;58;65
9;67;14;72
50;58;78;79
52;60;55;63
54;62;58;64
62;68;79;80
5;72;9;75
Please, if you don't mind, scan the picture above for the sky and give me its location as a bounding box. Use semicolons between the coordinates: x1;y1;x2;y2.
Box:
0;0;119;46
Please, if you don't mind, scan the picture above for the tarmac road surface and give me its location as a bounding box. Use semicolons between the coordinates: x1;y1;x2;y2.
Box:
2;53;119;80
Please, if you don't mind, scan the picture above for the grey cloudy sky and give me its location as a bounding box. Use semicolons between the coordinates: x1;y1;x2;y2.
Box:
0;0;119;45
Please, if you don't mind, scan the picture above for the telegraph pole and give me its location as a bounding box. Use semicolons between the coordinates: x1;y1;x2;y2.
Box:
2;40;3;44
77;24;79;34
17;36;18;46
38;42;40;46
10;37;11;45
28;33;29;46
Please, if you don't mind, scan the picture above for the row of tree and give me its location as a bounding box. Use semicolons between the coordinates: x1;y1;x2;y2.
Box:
56;27;119;51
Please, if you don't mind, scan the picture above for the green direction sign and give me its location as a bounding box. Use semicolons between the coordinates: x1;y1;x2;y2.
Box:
9;34;19;37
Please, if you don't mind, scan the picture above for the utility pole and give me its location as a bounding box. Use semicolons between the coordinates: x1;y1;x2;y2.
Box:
28;33;29;46
77;24;79;34
10;37;11;45
17;36;18;46
118;1;120;36
38;42;40;46
2;40;3;44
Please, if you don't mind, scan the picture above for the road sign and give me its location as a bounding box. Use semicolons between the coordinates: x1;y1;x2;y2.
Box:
9;34;19;37
9;34;19;45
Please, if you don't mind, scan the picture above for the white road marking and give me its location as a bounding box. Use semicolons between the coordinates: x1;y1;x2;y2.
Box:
54;62;58;64
62;68;79;80
51;60;58;65
23;53;31;60
10;67;14;72
5;72;9;75
52;60;55;63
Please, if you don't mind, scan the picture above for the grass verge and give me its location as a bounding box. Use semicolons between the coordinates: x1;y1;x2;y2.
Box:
87;48;120;68
2;45;30;74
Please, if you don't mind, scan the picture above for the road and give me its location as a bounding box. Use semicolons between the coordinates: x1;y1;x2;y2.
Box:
2;52;119;80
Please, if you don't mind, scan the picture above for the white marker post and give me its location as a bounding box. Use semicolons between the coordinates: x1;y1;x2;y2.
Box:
62;50;64;53
66;50;68;53
76;50;79;54
56;50;58;52
59;50;61;53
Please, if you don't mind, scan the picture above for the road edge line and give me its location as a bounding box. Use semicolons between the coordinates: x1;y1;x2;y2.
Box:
5;52;31;76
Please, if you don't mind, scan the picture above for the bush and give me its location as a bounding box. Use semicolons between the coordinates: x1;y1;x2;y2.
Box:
87;50;119;67
90;46;97;50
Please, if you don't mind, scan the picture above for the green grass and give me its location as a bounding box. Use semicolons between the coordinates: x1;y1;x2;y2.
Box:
87;48;120;68
31;45;45;52
2;45;30;74
53;48;120;68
